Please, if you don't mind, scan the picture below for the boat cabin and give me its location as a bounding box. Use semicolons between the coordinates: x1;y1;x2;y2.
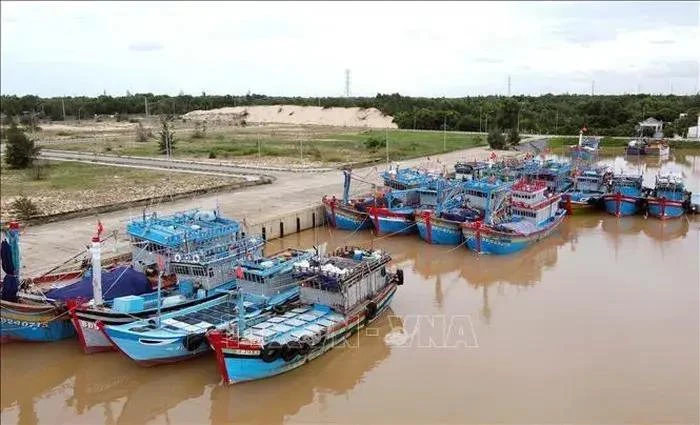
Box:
126;209;245;274
234;248;314;298
509;179;561;226
294;248;392;313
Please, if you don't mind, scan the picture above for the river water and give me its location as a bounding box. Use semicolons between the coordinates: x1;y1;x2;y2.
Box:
2;153;699;425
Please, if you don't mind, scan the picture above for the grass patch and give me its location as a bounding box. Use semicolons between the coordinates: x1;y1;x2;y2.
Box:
44;127;486;164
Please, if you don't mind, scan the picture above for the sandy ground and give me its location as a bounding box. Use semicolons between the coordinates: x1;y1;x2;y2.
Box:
183;105;397;128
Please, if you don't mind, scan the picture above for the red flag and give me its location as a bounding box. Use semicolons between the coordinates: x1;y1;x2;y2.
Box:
490;152;497;160
97;220;104;238
235;265;244;280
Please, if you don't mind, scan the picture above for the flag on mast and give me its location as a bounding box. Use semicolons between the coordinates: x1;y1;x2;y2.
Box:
96;220;104;238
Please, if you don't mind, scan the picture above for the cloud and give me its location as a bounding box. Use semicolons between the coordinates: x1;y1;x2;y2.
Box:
649;39;675;45
128;42;164;52
474;58;504;64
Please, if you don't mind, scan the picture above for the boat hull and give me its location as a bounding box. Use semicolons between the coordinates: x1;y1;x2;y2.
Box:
647;198;685;219
415;215;463;245
210;284;396;384
602;193;640;217
323;204;371;231
368;208;415;235
1;301;75;343
461;212;566;256
68;290;230;354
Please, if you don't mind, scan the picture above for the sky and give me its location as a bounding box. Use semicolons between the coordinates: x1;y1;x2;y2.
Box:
1;1;698;97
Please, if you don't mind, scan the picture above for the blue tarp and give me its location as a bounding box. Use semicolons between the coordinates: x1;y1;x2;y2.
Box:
44;266;152;302
1;239;18;302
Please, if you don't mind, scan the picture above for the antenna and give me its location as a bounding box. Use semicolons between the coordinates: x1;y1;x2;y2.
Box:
345;69;351;97
507;75;511;97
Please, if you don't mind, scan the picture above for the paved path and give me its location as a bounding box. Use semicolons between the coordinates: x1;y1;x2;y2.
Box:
16;145;509;274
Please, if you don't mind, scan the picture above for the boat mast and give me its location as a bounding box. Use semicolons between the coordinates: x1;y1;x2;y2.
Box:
91;236;103;305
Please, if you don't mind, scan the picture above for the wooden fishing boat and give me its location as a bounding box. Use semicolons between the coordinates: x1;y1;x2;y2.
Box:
206;246;403;384
461;179;567;255
646;172;688;219
322;170;383;232
602;173;644;217
68;208;264;354
100;248;312;366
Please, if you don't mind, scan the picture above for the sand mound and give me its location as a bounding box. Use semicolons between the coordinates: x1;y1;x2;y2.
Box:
182;105;397;128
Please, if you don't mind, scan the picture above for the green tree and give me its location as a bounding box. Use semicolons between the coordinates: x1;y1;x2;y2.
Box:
506;127;521;147
4;121;40;169
487;128;506;150
158;116;175;155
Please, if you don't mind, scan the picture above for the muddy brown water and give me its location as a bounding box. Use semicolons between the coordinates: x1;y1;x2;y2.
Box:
2;153;699;425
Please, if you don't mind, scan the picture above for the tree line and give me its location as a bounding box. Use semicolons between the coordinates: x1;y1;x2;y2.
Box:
1;92;698;137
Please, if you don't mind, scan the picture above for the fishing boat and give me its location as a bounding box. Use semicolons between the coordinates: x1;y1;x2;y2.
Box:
415;179;510;245
206;246;403;384
461;179;567;255
524;159;572;194
367;187;438;235
645;139;670;157
569;129;600;161
68;208;264;354
625;139;646;156
602;173;644;217
454;161;489;181
560;166;612;214
646;172;688;219
381;165;437;190
1;222;132;343
322;170;383;232
100;248;312;366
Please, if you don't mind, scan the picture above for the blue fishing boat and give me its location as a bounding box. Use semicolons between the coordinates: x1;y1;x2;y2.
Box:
368;187;438;235
525;159;573;194
1;221;133;343
322;170;382;231
646;172;688;219
569;130;600;161
100;248;312;366
602;173;644;217
206;246;403;384
69;208;263;353
415;179;510;245
560;166;612;214
461;179;567;255
381;165;436;190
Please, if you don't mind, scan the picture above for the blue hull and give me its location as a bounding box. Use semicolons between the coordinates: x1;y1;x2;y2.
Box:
220;288;395;383
647;199;685;219
324;206;372;231
373;216;415;235
103;289;299;365
1;319;75;342
416;220;462;245
462;212;566;255
603;196;640;216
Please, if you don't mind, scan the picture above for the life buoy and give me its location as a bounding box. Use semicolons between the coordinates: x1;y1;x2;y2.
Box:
174;254;182;262
282;341;301;362
395;269;404;286
247;252;253;261
298;342;311;356
193;254;200;263
366;302;378;322
260;341;283;363
272;304;286;315
182;333;205;351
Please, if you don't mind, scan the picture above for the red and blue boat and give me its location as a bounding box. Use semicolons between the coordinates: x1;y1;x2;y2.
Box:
602;173;644;217
322;170;383;232
646;172;688;220
461;179;567;255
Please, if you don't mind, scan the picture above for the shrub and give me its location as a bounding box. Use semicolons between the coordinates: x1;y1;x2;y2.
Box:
5;122;40;169
31;159;50;181
208;151;217;159
487;128;507;150
506;128;521;147
192;121;207;139
158;116;176;154
365;136;386;151
10;196;41;220
135;122;152;143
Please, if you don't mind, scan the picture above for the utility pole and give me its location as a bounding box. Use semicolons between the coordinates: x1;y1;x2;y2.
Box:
443;113;447;152
61;98;66;120
300;136;303;162
385;128;389;167
145;97;149;117
591;80;595;96
258;133;261;160
507;75;511;97
555;108;559;134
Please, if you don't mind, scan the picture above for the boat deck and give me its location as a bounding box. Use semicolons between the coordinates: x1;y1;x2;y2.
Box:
241;305;345;345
